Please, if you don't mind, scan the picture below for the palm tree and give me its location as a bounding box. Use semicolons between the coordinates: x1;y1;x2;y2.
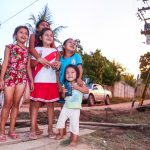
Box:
26;4;66;44
75;39;83;55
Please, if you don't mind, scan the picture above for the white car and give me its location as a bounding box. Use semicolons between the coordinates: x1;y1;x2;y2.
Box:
83;83;112;106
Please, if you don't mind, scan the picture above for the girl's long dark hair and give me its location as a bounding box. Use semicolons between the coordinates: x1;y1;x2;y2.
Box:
13;25;29;41
34;20;56;48
62;38;73;56
35;20;50;29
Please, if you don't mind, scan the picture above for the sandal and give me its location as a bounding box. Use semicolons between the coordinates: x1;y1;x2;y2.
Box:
0;134;6;142
28;132;37;140
36;129;43;135
48;132;56;139
8;132;20;139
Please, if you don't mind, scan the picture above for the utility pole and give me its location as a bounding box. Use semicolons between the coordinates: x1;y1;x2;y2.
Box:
137;0;150;106
139;68;150;106
137;0;150;35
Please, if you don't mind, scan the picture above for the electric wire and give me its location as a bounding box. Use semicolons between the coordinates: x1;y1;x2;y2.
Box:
0;0;41;26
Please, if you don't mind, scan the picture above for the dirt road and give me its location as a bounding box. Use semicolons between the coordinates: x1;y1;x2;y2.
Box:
19;99;150;113
82;99;150;111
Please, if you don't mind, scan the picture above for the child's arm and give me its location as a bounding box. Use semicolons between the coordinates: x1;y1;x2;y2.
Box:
51;51;61;70
61;87;67;98
29;34;50;67
72;83;89;94
56;71;63;93
27;57;34;91
77;64;84;86
56;51;60;61
0;47;10;89
30;59;38;68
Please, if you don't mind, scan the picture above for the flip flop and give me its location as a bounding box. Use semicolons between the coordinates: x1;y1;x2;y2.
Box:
48;132;56;139
28;132;38;140
8;132;20;139
0;134;6;142
36;129;43;135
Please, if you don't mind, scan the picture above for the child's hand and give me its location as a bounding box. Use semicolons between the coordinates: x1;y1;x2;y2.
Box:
51;61;55;70
37;58;51;68
30;81;34;92
0;79;5;90
55;61;61;70
62;87;67;94
61;87;67;98
77;78;83;87
72;83;80;90
51;61;61;70
58;84;63;93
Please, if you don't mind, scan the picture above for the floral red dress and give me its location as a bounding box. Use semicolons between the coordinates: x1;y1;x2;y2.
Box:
4;44;29;87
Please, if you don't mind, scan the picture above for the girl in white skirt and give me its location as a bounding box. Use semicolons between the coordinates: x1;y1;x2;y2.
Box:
56;65;89;146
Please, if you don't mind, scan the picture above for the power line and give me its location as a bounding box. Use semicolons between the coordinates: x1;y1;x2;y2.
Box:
0;0;41;26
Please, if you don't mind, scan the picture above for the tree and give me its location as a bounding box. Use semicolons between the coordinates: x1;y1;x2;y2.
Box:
27;4;66;44
139;52;150;82
75;39;134;86
121;73;136;87
82;49;106;84
102;59;118;85
82;49;132;85
75;39;83;55
101;59;133;86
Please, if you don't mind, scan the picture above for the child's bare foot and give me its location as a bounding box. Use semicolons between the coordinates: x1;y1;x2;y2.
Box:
70;133;78;146
63;128;67;136
69;142;77;146
55;134;64;140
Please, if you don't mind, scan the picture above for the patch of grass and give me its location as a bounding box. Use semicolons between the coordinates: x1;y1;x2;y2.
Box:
126;130;142;140
80;132;102;149
80;128;150;150
60;139;70;146
80;109;150;125
112;110;150;124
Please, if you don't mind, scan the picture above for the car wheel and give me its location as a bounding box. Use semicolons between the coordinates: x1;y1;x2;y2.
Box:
105;95;110;105
88;94;95;106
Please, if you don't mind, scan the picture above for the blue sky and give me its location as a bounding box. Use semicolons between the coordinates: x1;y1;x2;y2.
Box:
0;0;149;77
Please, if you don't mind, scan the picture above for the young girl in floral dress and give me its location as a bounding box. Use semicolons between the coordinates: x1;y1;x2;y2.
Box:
0;25;34;141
